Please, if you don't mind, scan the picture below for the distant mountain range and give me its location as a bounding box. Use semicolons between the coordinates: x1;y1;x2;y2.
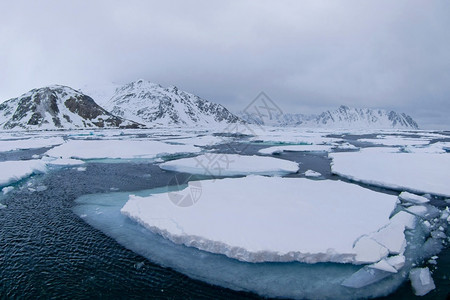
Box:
0;81;419;130
237;105;419;129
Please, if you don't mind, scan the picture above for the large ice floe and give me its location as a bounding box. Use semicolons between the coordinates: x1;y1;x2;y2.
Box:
159;154;299;176
74;171;447;299
121;176;404;264
45;139;200;160
330;151;450;197
0;160;47;186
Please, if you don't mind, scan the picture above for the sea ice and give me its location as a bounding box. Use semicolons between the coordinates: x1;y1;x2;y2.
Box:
368;259;397;273
159;154;299;176
2;186;14;195
0;137;64;152
304;170;322;178
0;160;47;186
398;191;430;204
330;152;450;197
358;136;429;146
409;267;435;296
121;176;398;264
45;139;200;160
258;144;333;155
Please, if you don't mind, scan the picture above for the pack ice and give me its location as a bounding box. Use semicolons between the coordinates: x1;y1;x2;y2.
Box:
121;176;411;264
45;139;200;160
159;154;299;176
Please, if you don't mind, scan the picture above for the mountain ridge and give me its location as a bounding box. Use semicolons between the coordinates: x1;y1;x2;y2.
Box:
0;85;142;130
103;80;241;127
237;105;419;129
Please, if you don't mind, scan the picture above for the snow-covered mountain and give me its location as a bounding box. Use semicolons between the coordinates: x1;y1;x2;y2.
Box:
238;105;419;129
0;85;142;130
103;80;241;126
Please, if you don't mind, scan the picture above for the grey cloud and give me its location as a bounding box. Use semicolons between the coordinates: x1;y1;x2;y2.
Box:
1;0;449;129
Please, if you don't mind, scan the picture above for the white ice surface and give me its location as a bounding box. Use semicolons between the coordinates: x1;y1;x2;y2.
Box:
121;176;398;264
0;137;64;152
2;186;14;195
0;160;47;186
259;144;333;155
409;267;436;296
368;259;398;273
45;139;200;160
330;152;450;197
159;154;299;176
399;192;429;204
304;170;322;178
358;136;429;146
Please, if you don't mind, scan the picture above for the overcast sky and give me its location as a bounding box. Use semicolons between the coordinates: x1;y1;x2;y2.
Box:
1;0;449;129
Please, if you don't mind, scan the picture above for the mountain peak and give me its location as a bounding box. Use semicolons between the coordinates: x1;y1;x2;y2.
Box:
104;80;240;127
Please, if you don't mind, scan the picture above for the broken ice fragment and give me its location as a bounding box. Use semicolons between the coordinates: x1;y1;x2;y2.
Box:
398;192;430;204
409;267;435;296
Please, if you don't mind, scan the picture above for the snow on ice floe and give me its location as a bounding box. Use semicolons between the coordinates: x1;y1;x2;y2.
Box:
121;176;408;264
248;127;342;145
159;154;299;176
45;139;201;160
0;137;64;152
258;144;334;155
304;170;322;178
0;160;47;186
163;135;231;147
404;142;450;154
330;151;450;197
358;135;430;146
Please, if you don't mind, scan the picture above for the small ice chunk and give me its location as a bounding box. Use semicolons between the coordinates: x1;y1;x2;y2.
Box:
77;167;87;172
398;192;430;204
2;186;14;195
0;203;6;209
385;255;406;271
409;267;435;296
430;230;446;239
368;259;398;273
341;266;392;288
353;236;389;264
304;170;321;178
